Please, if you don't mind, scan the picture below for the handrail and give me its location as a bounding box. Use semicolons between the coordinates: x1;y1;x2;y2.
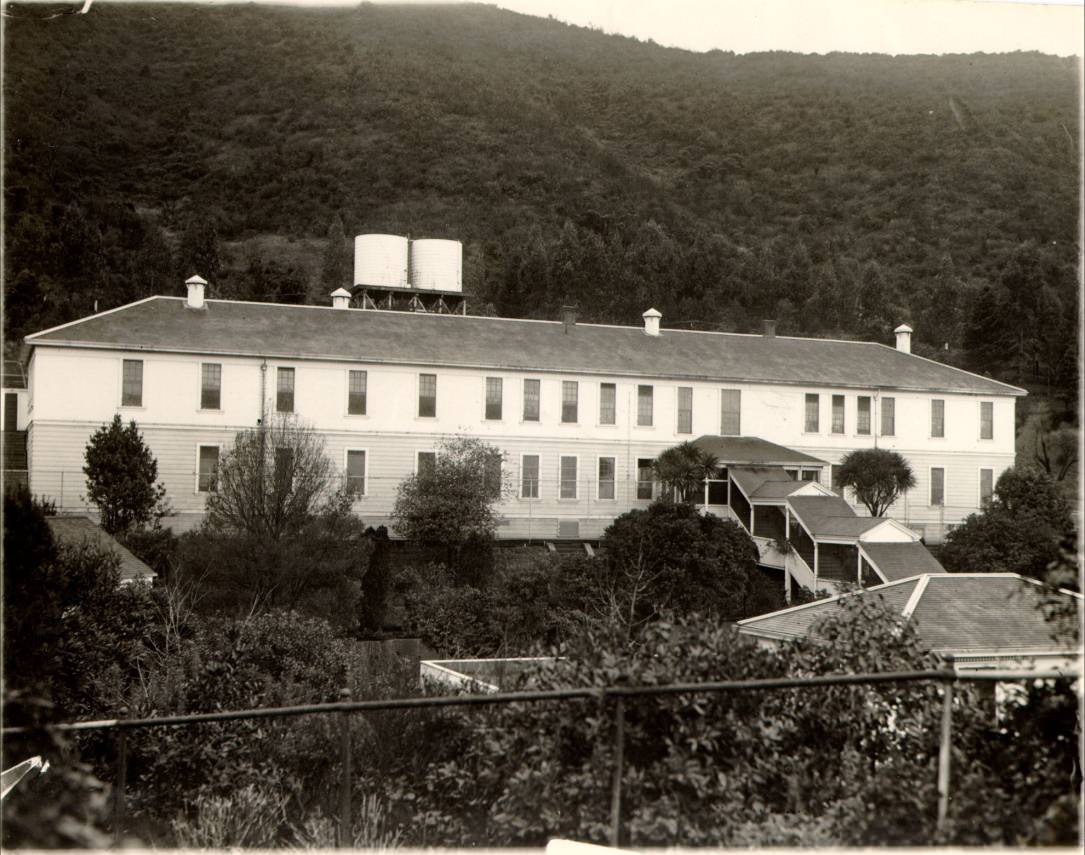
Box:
2;668;1073;737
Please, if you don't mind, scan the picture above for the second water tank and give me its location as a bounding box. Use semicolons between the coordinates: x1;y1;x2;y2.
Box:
410;239;462;292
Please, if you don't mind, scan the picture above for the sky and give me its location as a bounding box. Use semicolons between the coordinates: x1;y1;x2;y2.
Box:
155;0;1085;57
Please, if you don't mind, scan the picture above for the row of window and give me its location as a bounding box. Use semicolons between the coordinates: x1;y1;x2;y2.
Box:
123;359;994;442
803;393;995;440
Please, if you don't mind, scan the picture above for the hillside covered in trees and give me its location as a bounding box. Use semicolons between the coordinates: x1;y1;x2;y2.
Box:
3;2;1079;413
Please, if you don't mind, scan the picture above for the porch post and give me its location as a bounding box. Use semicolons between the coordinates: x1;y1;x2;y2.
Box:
814;542;819;587
784;511;792;602
857;547;862;585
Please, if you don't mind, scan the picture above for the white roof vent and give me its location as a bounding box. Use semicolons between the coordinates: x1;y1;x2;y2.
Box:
894;323;913;354
185;275;207;310
643;308;662;337
330;288;352;310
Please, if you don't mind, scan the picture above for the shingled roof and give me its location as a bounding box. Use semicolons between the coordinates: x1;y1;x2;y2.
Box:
25;297;1025;395
861;541;946;582
739;573;1081;657
46;516;157;585
693;437;826;467
787;495;884;539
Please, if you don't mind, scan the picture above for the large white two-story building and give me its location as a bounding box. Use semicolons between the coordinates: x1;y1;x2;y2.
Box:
23;266;1023;570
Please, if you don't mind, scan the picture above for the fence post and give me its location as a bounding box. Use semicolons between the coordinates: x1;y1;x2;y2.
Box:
113;708;128;848
609;695;625;848
936;677;955;835
338;688;352;848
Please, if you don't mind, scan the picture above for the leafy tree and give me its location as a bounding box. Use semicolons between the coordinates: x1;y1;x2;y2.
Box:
391;437;507;572
205;414;334;541
1017;410;1078;482
834;448;916;517
83;415;168;533
940;467;1074;577
652;441;718;502
600;501;760;632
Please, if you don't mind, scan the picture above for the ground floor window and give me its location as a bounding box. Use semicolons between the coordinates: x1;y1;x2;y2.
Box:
637;457;654;500
346;449;366;496
559;455;578;499
197;445;219;493
598;456;616;500
521;455;540;499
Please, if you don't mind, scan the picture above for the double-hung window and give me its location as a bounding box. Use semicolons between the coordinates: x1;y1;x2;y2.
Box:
484;454;502;499
598;456;616;500
346;450;366;496
559;456;578;499
721;389;741;436
857;396;871;435
931;399;945;438
200;363;222;410
637;458;654;501
521;455;540;499
561;381;578;423
418;373;437;418
980;401;993;440
485;377;503;420
804;394;819;432
122;359;143;407
831;395;845;434
677;387;693;434
979;468;993;508
522;379;540;422
417;451;437;478
348;370;367;415
599;383;616;425
197;445;219;493
637;385;653;427
930;467;945;506
881;396;896;436
276;367;295;413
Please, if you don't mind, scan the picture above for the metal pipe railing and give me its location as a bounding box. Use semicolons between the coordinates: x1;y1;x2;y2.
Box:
3;668;1075;847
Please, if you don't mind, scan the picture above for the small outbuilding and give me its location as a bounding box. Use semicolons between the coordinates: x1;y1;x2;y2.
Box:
45;515;157;586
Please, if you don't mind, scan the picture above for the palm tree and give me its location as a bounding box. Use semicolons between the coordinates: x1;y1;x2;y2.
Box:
652;442;719;503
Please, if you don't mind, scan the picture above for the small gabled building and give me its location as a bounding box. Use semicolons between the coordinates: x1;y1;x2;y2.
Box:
45;515;157;586
737;573;1082;675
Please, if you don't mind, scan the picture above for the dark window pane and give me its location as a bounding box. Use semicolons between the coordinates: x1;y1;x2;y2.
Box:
831;395;845;434
122;359;143;407
857;396;871;435
637;457;654;500
201;363;221;410
276;367;295;413
346;450;366;495
198;446;219;492
419;373;437;417
804;394;819;432
521;455;540;498
485;377;502;420
637;385;653;426
598;456;615;500
560;456;577;499
881;397;895;436
523;379;540;421
561;381;578;423
348;370;367;415
600;383;616;425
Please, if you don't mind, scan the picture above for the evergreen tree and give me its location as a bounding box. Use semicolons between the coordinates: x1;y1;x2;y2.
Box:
83;415;168;533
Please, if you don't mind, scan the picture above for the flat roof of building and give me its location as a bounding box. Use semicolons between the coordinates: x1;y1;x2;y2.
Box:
26;296;1025;395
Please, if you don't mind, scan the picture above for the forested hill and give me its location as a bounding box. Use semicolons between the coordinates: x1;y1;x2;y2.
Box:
3;2;1079;407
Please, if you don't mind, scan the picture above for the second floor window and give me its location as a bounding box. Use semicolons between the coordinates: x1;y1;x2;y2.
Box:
721;389;741;436
348;370;367;415
122;359;143;407
637;385;653;427
677;387;693;434
857;396;871;435
831;395;845;434
201;363;221;410
599;383;616;425
276;367;294;413
485;377;503;420
980;401;993;440
931;399;945;438
346;450;366;496
197;445;219;493
881;396;896;436
521;454;540;499
418;373;437;418
804;393;819;432
522;379;540;422
561;381;578;423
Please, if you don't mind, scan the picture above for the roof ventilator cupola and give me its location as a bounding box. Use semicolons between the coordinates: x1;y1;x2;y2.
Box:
330;288;352;310
762;319;777;338
895;323;913;354
643;308;661;337
185;275;207;310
